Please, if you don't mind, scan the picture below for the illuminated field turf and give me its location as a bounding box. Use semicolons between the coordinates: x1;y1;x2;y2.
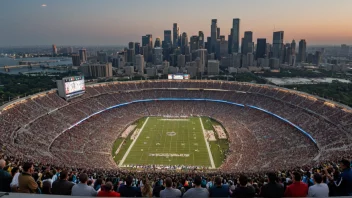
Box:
113;117;228;168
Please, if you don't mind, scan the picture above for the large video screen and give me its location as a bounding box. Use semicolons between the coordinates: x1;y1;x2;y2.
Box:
64;79;85;95
168;74;190;80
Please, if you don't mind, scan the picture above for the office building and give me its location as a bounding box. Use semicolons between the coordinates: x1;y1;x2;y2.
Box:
135;54;145;74
124;66;134;75
154;38;161;48
164;30;172;46
153;47;163;65
207;60;220;75
269;58;280;68
314;51;322;66
211;19;217;53
232;53;241;68
272;31;284;59
231;18;240;53
291;40;296;55
217;27;220;39
52;44;57;56
128;42;134;49
256;38;267;59
135;42;140;55
80;63;112;77
216;39;228;60
97;51;108;63
198;31;204;48
173;23;179;47
247;53;254;66
146;67;156;77
242;31;253;55
177;54;185;68
127;49;135;63
190;36;199;52
298;39;307;63
79;49;87;63
196;49;207;73
71;54;80;66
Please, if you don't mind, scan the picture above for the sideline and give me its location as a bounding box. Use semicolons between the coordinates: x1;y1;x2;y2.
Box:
119;117;150;166
199;117;216;169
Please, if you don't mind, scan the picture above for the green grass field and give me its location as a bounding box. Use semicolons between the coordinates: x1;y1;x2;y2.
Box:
113;116;228;168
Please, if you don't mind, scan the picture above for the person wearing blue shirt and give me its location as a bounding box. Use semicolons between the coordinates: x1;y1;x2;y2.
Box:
209;176;229;197
119;175;141;197
325;159;352;196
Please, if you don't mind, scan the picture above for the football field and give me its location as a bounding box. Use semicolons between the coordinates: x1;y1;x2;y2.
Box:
119;117;215;168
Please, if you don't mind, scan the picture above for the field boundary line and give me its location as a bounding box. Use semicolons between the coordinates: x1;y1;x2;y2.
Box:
199;117;216;168
119;117;150;166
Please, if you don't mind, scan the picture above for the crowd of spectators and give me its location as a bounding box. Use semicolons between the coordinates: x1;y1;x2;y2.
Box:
1;157;352;197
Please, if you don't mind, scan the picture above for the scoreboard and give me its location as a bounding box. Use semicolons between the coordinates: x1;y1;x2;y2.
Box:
57;76;85;100
168;74;190;80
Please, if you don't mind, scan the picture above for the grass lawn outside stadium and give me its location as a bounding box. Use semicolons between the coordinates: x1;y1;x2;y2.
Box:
112;116;229;169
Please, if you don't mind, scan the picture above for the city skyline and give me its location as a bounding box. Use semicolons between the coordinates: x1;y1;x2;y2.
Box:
1;0;352;46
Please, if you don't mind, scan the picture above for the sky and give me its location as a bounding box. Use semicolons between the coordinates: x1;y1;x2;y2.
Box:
0;0;351;46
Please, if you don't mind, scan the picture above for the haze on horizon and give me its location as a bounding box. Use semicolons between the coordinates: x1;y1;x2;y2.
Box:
0;0;351;47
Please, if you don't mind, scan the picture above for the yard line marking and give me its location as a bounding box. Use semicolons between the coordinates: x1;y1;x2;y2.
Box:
119;117;150;166
199;117;216;168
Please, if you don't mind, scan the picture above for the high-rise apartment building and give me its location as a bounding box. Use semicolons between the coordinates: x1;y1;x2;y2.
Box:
79;63;112;77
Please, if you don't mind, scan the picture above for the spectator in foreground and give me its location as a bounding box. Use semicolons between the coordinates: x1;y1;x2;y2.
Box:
209;176;229;197
183;175;209;198
119;175;141;197
152;179;165;197
140;178;153;197
18;162;38;193
232;175;255;198
0;159;12;192
325;159;352;196
259;172;284;198
51;170;75;195
10;167;20;192
71;173;97;197
97;181;120;197
284;172;308;197
160;177;181;198
308;173;329;197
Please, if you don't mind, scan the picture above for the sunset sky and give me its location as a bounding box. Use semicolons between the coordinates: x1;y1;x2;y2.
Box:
0;0;351;46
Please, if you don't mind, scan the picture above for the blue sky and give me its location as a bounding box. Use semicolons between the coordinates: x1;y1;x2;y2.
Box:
0;0;351;46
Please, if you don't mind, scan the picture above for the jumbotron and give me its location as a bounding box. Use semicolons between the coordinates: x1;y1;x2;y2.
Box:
0;80;351;173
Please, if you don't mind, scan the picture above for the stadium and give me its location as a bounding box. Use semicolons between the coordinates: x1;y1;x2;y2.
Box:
1;80;351;174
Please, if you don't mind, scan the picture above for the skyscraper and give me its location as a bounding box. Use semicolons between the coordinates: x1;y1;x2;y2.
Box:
164;30;172;47
52;44;57;56
198;31;204;48
71;54;80;66
153;47;163;65
298;39;307;63
127;49;135;63
181;32;188;47
154;38;161;48
196;49;207;74
217;27;220;39
211;19;217;53
173;23;179;47
231;18;240;53
146;34;153;47
135;54;144;74
291;40;296;55
128;42;134;49
190;36;199;52
256;38;267;59
79;49;87;63
97;51;108;63
135;42;140;55
142;36;149;47
272;31;284;59
241;31;253;55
